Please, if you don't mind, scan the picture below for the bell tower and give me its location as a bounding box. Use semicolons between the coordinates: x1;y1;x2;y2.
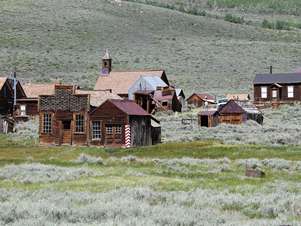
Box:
101;49;112;75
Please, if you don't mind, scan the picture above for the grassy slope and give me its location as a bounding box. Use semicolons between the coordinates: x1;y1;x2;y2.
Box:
0;0;301;95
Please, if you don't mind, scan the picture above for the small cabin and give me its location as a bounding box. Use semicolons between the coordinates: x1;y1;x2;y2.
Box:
198;100;247;127
153;87;182;112
254;73;301;106
187;93;215;108
90;99;160;147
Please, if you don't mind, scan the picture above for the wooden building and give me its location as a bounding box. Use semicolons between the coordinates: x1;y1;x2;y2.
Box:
198;100;247;127
94;51;169;98
39;85;160;147
187;93;216;108
0;76;26;116
90;99;160;147
39;85;90;146
254;73;301;106
175;88;186;107
15;83;56;118
153;87;182;112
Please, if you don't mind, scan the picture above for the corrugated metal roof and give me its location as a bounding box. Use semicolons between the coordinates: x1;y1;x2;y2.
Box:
109;99;150;116
141;76;167;90
254;73;301;85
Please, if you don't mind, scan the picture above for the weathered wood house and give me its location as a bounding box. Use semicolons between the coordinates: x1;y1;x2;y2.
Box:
94;51;169;98
187;93;216;107
39;85;160;147
0;76;26;116
254;73;301;106
15;83;56;118
199;100;248;127
153;87;182;112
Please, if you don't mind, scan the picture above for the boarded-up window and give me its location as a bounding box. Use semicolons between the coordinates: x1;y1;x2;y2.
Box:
261;86;267;98
92;121;101;140
288;86;294;98
75;114;84;133
43;113;52;134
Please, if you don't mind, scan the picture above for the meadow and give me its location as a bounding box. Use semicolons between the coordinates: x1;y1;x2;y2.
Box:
0;135;301;225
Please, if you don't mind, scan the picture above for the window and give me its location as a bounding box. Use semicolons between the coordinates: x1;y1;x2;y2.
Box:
288;86;294;98
272;90;277;98
20;105;26;116
92;121;101;140
261;86;267;98
43;113;52;134
106;125;113;135
115;125;122;134
162;101;168;106
75;114;84;133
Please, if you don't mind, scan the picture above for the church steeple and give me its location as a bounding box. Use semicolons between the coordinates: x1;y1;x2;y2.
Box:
101;49;112;75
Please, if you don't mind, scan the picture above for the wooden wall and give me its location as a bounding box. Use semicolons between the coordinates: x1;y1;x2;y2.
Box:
187;95;204;107
129;116;152;146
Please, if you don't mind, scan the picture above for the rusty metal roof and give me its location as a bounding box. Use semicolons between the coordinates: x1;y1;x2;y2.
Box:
22;83;56;98
76;90;121;107
187;93;215;102
254;73;301;85
218;100;245;114
109;99;150;116
0;77;7;90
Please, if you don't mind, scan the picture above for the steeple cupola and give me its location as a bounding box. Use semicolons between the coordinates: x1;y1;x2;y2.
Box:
101;49;112;75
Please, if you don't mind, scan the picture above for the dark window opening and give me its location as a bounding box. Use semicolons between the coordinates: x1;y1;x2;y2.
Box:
75;114;84;133
62;120;71;130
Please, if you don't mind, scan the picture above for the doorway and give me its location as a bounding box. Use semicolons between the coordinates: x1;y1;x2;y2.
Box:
61;120;71;144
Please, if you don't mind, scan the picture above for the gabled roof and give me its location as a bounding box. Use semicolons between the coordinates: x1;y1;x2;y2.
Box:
22;83;56;98
218;100;245;114
94;70;166;95
175;88;185;98
153;90;174;101
254;73;301;85
187;93;215;103
76;90;121;107
108;99;150;116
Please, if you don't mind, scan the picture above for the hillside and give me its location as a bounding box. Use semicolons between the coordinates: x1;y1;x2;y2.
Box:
1;0;301;95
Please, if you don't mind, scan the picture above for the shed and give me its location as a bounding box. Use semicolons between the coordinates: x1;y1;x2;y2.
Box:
218;100;246;124
187;93;216;107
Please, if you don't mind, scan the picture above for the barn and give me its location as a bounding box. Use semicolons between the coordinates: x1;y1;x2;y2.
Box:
38;84;160;147
187;93;216;108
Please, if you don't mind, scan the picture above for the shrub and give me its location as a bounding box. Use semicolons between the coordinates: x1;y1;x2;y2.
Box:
74;154;103;165
0;163;100;183
224;14;244;24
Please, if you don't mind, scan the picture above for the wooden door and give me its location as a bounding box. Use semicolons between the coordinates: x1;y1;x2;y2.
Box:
61;120;72;145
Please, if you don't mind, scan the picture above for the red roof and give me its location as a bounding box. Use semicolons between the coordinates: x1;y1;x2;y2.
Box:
109;99;150;116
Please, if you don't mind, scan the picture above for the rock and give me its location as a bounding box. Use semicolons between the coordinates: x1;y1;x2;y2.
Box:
245;168;265;178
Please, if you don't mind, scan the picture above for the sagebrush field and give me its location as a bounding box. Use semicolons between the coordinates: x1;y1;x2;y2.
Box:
0;137;301;225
